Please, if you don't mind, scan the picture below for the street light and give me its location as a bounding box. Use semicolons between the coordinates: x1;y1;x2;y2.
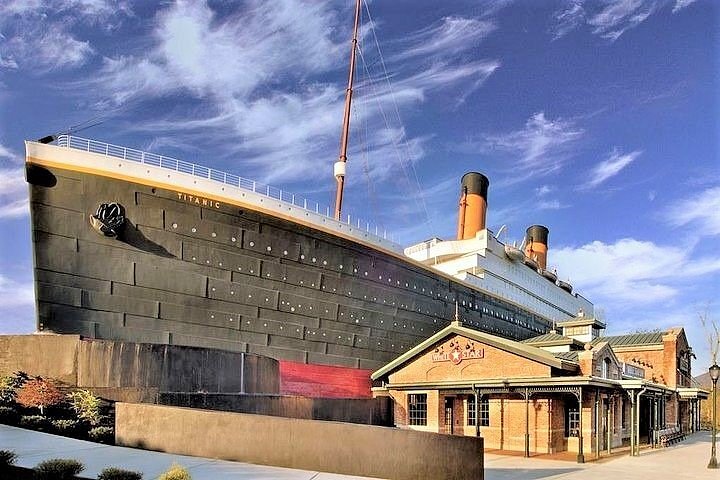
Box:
709;363;719;469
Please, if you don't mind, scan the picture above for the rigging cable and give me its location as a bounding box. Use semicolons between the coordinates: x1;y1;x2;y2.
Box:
362;1;434;235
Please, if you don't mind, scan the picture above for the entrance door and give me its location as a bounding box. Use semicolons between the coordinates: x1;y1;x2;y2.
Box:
601;399;609;451
444;397;454;434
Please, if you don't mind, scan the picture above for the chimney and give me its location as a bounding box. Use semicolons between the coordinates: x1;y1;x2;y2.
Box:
524;225;549;270
456;172;489;240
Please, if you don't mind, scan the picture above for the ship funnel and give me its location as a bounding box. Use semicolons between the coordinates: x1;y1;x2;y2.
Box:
457;172;489;240
524;225;549;270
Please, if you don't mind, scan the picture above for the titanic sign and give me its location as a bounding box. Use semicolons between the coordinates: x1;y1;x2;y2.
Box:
432;339;484;365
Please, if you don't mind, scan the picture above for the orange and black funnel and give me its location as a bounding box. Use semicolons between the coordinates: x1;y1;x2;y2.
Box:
524;225;549;270
457;172;489;240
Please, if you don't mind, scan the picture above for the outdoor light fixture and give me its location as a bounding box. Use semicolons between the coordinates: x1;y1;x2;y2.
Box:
709;363;719;469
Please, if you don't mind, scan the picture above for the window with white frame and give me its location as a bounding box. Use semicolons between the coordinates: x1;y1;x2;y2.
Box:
467;395;489;427
408;393;427;426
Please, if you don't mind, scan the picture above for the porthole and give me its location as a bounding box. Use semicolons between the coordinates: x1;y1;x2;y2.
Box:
249;241;255;247
191;227;197;233
172;223;178;229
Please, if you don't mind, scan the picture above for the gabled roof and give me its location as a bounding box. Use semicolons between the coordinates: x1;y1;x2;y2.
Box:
522;332;584;348
591;332;665;347
371;321;578;380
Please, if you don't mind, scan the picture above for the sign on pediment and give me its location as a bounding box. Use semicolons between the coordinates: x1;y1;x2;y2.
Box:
431;339;484;365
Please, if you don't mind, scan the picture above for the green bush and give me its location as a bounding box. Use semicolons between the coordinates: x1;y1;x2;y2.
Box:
34;458;85;480
89;425;114;444
68;389;102;426
0;449;17;467
52;418;82;435
98;466;143;480
157;464;191;480
19;414;49;431
0;405;19;425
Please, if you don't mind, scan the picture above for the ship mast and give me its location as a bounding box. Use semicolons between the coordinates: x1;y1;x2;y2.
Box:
333;0;362;221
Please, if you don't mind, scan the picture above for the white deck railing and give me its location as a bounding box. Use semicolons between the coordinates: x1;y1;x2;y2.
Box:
56;135;396;244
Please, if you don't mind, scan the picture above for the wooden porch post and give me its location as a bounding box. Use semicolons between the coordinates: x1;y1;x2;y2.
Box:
524;387;530;458
577;386;584;463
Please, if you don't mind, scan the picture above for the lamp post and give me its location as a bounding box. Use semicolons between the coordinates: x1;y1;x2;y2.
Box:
709;363;719;469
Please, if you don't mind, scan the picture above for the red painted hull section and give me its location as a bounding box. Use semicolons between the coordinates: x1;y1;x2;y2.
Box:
279;361;373;398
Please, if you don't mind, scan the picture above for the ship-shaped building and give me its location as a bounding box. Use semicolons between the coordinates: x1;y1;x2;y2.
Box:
24;135;591;396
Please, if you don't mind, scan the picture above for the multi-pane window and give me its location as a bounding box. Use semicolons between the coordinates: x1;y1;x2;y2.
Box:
566;406;580;437
467;396;489;427
408;393;427;426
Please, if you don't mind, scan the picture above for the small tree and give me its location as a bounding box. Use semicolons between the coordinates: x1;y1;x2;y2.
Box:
67;389;101;425
16;378;65;415
699;308;720;365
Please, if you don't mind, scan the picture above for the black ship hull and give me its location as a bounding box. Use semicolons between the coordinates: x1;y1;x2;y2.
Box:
26;161;551;394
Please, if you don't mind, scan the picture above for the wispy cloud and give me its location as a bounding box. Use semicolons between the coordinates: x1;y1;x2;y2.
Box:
580;148;641;190
549;0;586;40
482;112;584;181
0;167;29;219
672;0;699;13
666;186;720;236
553;238;720;305
550;0;698;41
0;273;34;309
0;0;129;72
391;16;496;62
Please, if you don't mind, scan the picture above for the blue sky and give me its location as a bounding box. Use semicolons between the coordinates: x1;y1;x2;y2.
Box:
0;0;718;373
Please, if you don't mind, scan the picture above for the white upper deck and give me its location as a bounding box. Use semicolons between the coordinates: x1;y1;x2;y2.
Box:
405;230;594;323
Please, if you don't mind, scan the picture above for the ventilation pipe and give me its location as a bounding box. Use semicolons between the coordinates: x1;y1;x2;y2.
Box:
524;225;549;270
457;172;489;240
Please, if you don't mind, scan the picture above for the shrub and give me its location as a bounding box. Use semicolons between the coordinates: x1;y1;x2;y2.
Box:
19;414;49;431
89;426;114;444
34;458;85;480
157;464;192;480
0;449;17;467
0;405;19;425
98;466;143;480
0;371;29;405
52;418;82;435
16;378;65;415
68;389;102;426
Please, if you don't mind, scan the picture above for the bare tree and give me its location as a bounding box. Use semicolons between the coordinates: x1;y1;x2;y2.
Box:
699;308;720;365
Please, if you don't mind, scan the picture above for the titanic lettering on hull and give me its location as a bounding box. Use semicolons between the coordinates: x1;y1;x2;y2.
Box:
176;192;221;209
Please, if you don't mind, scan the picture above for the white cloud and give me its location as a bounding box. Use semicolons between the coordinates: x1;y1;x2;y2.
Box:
666;186;720;236
392;16;496;62
587;0;659;41
0;0;129;72
673;0;698;13
552;238;720;305
483;112;584;180
0;274;34;309
581;148;641;190
550;0;697;42
549;0;586;39
0;167;29;219
535;185;555;196
537;199;567;210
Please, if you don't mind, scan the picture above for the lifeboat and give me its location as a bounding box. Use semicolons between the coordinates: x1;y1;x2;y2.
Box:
504;244;524;262
523;256;538;270
557;280;573;294
540;269;557;283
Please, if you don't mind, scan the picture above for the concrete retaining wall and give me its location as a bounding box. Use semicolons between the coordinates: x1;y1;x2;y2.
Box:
0;334;279;397
157;392;393;425
116;403;483;480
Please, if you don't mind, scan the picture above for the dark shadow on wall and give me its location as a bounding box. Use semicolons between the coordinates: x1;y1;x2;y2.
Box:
121;220;175;258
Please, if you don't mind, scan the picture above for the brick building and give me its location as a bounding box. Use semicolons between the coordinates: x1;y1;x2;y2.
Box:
371;315;707;462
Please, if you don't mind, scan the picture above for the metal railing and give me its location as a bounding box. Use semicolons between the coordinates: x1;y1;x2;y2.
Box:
55;135;395;243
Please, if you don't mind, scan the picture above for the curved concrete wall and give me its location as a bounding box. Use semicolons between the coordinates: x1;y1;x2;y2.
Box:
116;403;483;480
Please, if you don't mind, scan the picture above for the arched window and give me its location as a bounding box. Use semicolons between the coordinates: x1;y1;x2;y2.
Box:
602;357;611;379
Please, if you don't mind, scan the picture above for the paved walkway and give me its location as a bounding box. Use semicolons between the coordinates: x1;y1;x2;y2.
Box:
1;424;717;479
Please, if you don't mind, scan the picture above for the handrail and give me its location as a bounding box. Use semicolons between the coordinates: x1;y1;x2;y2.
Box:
55;135;396;244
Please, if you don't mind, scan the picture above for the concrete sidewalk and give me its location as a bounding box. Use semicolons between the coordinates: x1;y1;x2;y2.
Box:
484;431;718;480
1;424;717;479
